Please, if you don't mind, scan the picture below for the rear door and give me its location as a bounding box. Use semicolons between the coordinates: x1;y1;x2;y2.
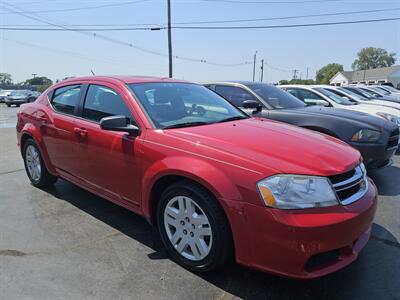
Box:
41;84;83;176
74;83;143;207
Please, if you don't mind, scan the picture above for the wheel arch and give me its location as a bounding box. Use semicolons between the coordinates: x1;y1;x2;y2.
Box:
20;124;57;175
142;157;242;226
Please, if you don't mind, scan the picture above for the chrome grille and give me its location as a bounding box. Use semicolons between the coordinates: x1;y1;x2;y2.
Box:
329;164;368;205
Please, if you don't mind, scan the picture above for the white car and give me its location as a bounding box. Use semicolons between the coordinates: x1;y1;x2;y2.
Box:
355;85;400;101
321;85;400;111
279;85;400;128
371;85;400;96
0;89;13;103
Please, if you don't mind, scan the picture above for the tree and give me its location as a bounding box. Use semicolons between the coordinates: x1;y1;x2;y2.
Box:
352;47;396;70
24;76;53;86
316;63;343;84
0;73;13;85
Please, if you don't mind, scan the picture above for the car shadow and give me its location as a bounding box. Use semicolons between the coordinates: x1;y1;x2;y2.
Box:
42;180;400;300
368;164;400;196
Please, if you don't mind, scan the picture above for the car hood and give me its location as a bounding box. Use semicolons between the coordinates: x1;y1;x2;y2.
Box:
339;103;400;117
163;118;360;176
270;106;388;129
362;99;400;110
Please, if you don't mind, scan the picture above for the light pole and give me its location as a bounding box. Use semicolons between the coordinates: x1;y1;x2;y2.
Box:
252;51;257;81
167;0;173;78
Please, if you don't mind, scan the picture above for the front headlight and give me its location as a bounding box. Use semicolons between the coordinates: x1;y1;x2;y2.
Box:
257;175;338;209
351;129;381;142
377;112;400;125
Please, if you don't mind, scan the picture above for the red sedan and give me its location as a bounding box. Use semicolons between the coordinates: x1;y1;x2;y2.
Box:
16;76;377;279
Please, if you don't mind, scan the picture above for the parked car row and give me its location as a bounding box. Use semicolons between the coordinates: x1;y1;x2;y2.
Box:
0;89;40;107
205;82;399;169
16;76;392;280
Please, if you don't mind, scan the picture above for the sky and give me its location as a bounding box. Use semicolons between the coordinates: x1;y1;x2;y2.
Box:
0;0;399;84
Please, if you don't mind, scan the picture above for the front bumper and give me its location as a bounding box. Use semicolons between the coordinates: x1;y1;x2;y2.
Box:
5;99;27;105
351;142;397;169
224;178;377;279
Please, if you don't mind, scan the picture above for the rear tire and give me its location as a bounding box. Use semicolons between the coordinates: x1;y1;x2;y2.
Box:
22;138;57;188
157;180;233;272
6;104;10;107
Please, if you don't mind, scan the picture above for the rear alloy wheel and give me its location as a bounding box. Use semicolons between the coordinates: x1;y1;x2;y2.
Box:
23;139;57;187
157;181;233;272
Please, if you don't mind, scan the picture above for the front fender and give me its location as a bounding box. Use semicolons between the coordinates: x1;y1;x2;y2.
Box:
20;123;57;175
141;155;242;219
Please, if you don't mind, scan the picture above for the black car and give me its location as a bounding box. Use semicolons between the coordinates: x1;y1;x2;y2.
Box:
205;81;399;169
5;90;37;107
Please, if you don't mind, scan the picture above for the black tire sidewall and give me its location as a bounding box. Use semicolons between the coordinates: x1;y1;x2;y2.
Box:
157;182;230;272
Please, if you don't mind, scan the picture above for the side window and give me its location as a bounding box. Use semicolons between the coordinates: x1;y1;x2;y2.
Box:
52;85;81;115
288;88;323;104
83;85;134;123
215;85;257;107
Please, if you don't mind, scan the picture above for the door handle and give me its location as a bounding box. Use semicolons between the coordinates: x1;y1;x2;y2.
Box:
74;127;88;137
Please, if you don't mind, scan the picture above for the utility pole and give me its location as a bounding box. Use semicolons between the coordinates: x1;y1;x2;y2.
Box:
32;73;37;78
167;0;173;78
260;59;264;82
252;51;257;81
292;69;299;80
306;68;309;80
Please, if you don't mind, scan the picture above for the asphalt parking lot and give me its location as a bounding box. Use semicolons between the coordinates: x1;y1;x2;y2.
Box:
0;103;399;300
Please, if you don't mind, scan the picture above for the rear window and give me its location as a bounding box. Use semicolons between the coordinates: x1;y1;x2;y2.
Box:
51;85;81;115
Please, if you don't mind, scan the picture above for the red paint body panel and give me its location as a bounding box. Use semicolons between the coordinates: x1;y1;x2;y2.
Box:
16;76;377;279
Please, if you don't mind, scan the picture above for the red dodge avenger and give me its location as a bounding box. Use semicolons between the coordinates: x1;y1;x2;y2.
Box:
16;76;377;279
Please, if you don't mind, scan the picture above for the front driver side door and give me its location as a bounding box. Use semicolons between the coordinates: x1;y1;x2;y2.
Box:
75;83;144;208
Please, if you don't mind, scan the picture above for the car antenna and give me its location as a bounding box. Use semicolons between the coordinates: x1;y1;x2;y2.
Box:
90;70;96;76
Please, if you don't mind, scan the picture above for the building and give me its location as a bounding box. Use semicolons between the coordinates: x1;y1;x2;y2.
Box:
329;65;400;87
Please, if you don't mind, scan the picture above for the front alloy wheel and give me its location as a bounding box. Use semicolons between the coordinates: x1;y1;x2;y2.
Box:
163;196;213;261
157;181;233;272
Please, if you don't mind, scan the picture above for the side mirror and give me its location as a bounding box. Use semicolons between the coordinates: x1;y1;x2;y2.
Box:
242;100;262;113
242;100;261;109
100;115;140;136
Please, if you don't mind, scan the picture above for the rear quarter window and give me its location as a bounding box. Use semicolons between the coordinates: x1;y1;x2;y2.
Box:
51;85;81;115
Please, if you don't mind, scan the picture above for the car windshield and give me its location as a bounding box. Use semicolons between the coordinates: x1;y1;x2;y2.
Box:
128;83;248;129
359;87;381;97
245;83;306;109
343;87;374;99
313;88;355;105
10;90;28;96
0;90;11;96
338;87;370;101
374;86;392;94
368;87;387;96
381;85;400;93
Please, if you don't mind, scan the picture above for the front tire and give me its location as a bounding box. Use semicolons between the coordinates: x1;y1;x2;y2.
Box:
23;138;57;187
157;180;233;272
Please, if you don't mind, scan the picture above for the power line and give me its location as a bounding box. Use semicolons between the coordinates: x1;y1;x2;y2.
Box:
198;0;345;3
1;37;165;72
0;1;254;68
170;17;400;29
1;16;399;30
0;0;152;14
3;7;399;26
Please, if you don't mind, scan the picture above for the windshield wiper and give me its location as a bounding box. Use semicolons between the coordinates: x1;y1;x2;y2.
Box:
163;121;208;129
217;116;248;123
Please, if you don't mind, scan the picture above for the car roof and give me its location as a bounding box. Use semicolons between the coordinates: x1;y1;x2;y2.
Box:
61;75;189;85
204;81;272;86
